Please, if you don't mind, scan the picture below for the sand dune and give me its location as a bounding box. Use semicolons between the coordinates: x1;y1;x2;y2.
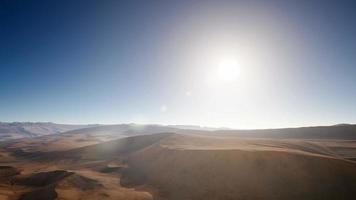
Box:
16;133;356;199
122;135;356;200
11;170;103;200
0;126;356;200
212;124;356;140
0;166;20;178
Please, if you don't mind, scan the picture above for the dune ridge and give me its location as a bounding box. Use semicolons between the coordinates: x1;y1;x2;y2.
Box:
0;128;356;200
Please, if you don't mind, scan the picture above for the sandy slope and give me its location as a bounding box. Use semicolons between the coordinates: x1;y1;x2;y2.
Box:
39;133;356;199
211;124;356;140
0;129;356;200
123;135;356;200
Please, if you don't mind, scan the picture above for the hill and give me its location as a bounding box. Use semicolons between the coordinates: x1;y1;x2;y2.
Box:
0;122;98;141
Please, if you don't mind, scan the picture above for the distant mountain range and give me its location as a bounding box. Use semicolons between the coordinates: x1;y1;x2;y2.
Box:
0;122;97;141
0;122;355;142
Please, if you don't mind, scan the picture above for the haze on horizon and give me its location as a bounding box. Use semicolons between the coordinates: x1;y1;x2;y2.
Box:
1;0;356;129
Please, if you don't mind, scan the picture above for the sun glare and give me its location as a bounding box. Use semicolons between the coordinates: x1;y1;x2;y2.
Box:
217;59;240;82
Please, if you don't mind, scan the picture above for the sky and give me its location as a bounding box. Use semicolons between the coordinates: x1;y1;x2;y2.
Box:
1;0;356;129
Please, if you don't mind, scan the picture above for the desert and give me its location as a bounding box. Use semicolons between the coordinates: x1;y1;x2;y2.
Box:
0;123;355;200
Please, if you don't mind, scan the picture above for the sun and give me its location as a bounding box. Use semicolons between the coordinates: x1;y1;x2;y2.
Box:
217;58;240;82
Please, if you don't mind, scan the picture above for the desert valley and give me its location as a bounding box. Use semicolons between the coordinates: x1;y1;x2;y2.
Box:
0;122;356;200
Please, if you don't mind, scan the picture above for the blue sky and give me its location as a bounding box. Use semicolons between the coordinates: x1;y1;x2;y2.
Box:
1;0;356;128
